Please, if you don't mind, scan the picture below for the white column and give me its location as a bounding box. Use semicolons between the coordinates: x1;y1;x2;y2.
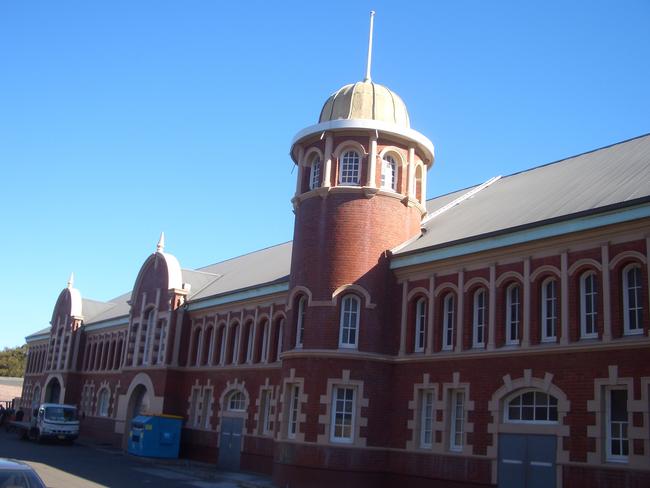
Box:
601;244;612;341
560;251;569;345
488;264;496;350
426;275;435;354
399;281;408;356
455;270;465;353
523;258;531;347
367;135;377;187
323;134;333;188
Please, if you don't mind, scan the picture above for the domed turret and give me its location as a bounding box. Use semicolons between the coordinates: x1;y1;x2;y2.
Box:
319;81;410;128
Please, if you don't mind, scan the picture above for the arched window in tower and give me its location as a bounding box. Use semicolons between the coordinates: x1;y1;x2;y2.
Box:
414;297;427;353
309;155;321;190
339;295;360;348
295;296;306;348
541;278;558;342
442;293;455;351
414;165;423;202
622;264;643;335
339;151;361;186
472;289;486;348
580;271;598;339
381;155;397;191
505;283;521;345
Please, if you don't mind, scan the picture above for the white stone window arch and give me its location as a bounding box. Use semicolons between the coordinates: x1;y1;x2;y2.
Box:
472;288;487;348
541;277;558;342
381;154;398;191
580;271;598;339
414;297;427;353
505;283;521;345
442;293;455;351
227;390;246;412
622;263;643;335
339;294;360;348
339;150;361;186
96;387;110;417
504;388;559;424
309;153;322;190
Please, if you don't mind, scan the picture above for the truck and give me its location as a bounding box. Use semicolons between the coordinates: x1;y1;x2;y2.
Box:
10;403;79;443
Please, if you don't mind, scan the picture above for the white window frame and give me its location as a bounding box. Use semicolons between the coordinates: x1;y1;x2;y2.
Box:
330;386;355;444
218;326;226;364
414;297;427;353
246;324;254;363
504;389;559;424
580;271;598;339
309;156;321;190
606;387;629;463
541;278;558;342
472;289;486;348
97;388;110;417
227;391;246;412
296;297;306;348
505;284;521;345
288;384;300;439
339;150;361;186
339;295;360;348
260;389;272;435
450;389;465;452
442;294;455;351
381;155;397;191
260;322;269;363
622;264;643;335
419;389;434;448
190;387;201;426
231;324;240;364
201;388;212;429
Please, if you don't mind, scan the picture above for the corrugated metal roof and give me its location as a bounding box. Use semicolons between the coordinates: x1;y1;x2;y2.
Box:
397;133;650;255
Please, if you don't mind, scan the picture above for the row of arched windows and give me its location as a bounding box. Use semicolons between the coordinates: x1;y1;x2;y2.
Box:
301;147;424;202
408;262;646;354
25;346;47;375
83;334;125;372
293;293;362;349
187;316;284;368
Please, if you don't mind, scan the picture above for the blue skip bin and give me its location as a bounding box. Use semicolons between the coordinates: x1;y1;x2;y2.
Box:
127;414;183;458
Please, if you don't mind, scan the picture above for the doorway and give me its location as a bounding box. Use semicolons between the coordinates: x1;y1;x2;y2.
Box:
498;434;556;488
217;417;243;471
44;378;61;404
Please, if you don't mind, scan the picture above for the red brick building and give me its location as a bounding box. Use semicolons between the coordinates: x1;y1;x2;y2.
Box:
20;72;650;487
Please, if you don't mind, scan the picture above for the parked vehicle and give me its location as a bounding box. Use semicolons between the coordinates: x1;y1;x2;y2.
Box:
0;458;46;487
9;404;79;443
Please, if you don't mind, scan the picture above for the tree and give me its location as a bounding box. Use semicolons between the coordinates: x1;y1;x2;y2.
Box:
0;345;27;378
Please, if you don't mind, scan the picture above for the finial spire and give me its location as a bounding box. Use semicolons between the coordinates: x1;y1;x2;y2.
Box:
156;232;165;253
364;10;376;82
67;272;74;289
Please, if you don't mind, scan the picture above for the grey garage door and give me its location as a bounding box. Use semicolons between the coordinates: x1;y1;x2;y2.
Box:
217;417;243;471
498;434;556;488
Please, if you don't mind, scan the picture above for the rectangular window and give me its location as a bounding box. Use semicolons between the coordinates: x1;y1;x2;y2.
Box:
450;390;465;451
189;387;201;427
442;295;455;351
624;266;643;334
246;326;254;363
607;388;629;462
339;296;360;348
261;324;269;363
259;390;272;435
541;280;557;342
157;320;167;364
420;389;434;448
506;285;520;345
288;385;300;439
200;388;212;429
331;386;355;443
415;299;426;353
473;290;486;347
581;273;598;338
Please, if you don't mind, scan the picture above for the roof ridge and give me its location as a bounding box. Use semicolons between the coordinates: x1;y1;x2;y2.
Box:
197;240;292;271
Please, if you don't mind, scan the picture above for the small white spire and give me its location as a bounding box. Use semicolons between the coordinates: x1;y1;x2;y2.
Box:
67;272;74;289
156;232;165;253
364;11;376;82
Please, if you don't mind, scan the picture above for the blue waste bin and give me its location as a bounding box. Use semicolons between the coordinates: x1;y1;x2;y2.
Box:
127;414;183;458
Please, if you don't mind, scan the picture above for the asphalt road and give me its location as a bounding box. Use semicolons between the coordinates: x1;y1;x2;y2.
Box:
0;427;274;488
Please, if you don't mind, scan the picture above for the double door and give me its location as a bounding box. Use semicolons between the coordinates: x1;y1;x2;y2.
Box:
498;434;556;488
217;417;243;471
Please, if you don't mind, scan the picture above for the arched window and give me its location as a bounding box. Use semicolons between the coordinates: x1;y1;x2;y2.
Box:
442;294;455;351
309;155;321;190
229;323;240;364
245;322;254;363
541;278;558;342
472;289;486;348
32;385;41;408
505;284;521;345
505;390;558;423
227;391;246;412
339;150;361;185
217;326;226;365
203;326;214;366
260;320;269;363
339;295;360;348
414;297;427;353
381;155;397;191
157;320;167;365
580;271;598;339
97;388;110;417
190;327;201;366
414;165;423;202
295;296;306;348
275;318;284;361
142;309;155;365
622;264;643;335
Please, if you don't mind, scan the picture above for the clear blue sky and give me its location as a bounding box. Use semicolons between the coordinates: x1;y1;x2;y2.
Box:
1;1;648;349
